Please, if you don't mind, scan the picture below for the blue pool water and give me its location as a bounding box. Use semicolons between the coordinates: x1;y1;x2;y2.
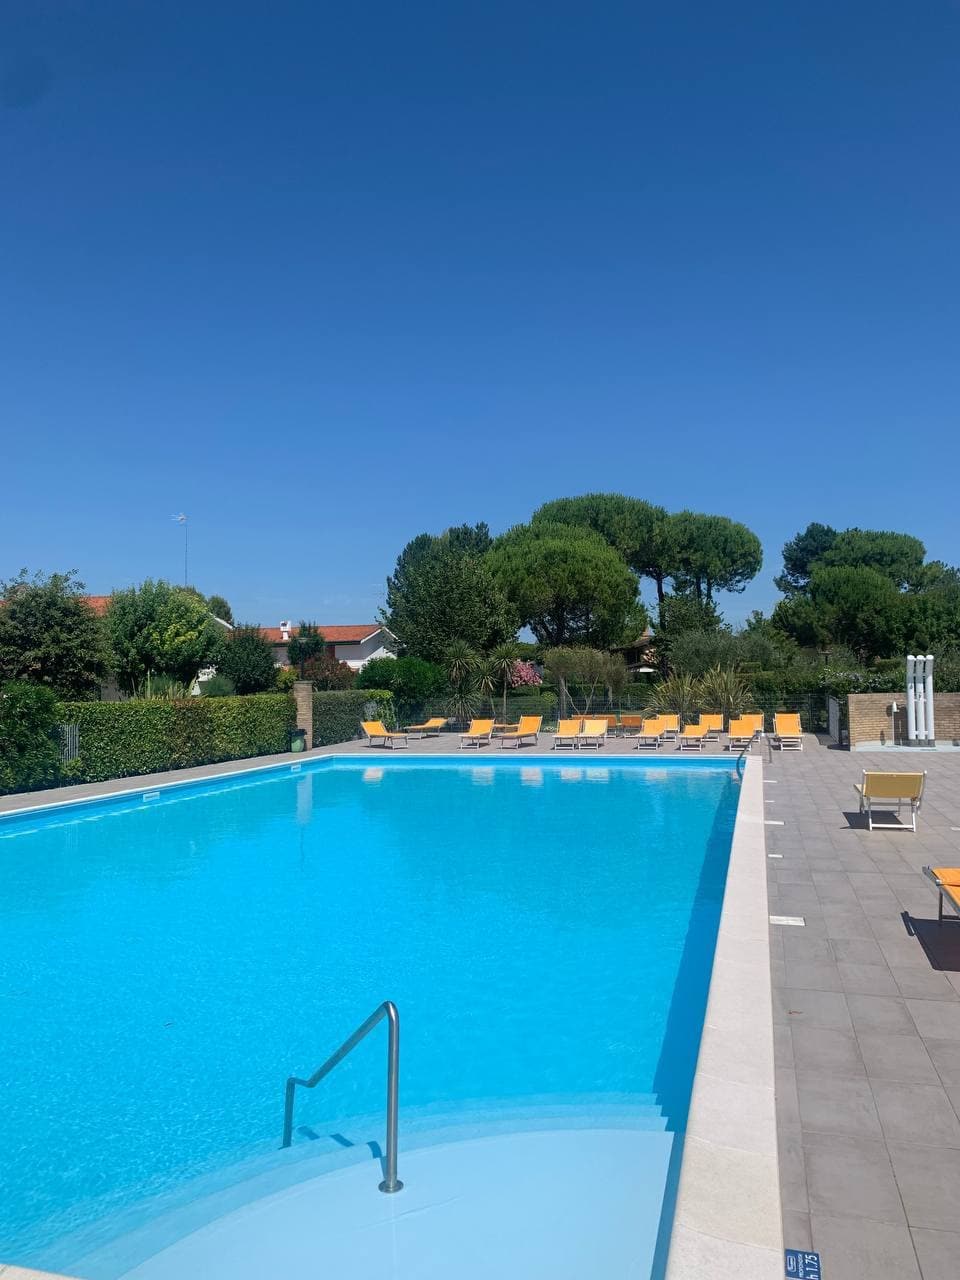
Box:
0;756;739;1275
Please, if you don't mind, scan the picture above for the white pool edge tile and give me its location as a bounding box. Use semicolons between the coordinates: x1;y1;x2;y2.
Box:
665;756;783;1277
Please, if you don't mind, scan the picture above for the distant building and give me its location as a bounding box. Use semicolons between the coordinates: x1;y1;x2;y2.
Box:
261;622;394;671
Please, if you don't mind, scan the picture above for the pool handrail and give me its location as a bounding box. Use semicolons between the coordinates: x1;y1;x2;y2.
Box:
281;999;402;1194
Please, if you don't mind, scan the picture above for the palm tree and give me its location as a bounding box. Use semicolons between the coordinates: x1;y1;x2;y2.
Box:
444;640;478;691
696;666;752;720
490;643;520;721
474;658;497;714
645;672;699;723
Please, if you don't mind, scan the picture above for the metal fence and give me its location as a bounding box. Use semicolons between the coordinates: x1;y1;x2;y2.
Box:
58;723;80;764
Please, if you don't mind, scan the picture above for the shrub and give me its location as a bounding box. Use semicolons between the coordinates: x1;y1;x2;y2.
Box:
0;680;61;794
275;667;297;692
312;689;394;746
645;672;699;721
199;674;236;697
57;694;296;783
304;652;356;690
217;627;277;694
696;667;753;719
355;657;398;690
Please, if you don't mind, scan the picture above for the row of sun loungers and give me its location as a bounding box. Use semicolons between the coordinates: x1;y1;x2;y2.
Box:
361;712;805;751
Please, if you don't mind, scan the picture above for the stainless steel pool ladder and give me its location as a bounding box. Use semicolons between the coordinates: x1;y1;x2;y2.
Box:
280;999;402;1193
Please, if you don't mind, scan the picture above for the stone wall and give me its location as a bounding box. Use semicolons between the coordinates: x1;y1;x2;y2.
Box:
847;692;960;748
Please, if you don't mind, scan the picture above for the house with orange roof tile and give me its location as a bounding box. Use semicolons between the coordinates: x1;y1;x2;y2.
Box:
262;622;394;671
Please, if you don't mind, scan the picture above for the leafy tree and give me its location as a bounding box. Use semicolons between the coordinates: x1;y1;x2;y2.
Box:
207;594;234;624
667;511;762;601
383;541;515;662
669;628;738;677
819;529;926;590
533;492;671;599
355;657;399;690
0;680;61;794
286;622;325;678
487;522;637;648
107;580;223;695
543;647;627;714
774;566;901;662
384;522;494;642
446;522;493;555
652;592;723;673
899;589;960;654
303;651;355;690
0;570;108;699
217;626;277;694
775;523;838;595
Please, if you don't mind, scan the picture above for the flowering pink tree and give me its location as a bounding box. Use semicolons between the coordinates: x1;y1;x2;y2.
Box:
510;659;542;688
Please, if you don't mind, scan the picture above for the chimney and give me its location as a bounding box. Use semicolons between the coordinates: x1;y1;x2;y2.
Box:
280;620;291;641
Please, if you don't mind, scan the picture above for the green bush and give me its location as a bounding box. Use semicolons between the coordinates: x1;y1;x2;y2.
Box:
199;674;236;697
57;694;296;783
312;689;394;746
0;681;62;794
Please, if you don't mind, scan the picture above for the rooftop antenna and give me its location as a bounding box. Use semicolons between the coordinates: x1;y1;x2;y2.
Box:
172;513;188;586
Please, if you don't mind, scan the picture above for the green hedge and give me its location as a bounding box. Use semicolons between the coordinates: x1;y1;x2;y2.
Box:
58;694;296;783
313;689;394;746
1;681;62;795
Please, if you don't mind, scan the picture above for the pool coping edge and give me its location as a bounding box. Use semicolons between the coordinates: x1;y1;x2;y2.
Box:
664;754;783;1278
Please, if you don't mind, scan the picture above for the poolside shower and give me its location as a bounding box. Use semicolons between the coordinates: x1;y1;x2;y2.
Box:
905;654;935;747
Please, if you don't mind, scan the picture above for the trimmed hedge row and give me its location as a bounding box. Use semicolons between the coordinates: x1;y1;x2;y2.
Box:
58;694;296;783
313;689;393;746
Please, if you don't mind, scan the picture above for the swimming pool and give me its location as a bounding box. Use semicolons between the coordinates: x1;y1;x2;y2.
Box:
0;755;740;1278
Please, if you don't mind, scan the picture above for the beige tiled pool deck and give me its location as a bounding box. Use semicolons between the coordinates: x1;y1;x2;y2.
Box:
6;730;960;1277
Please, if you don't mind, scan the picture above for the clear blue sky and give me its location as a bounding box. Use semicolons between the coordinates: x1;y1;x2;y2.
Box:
2;1;958;626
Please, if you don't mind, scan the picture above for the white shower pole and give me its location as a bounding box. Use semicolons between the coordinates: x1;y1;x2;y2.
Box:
916;656;927;744
906;656;917;744
924;654;935;746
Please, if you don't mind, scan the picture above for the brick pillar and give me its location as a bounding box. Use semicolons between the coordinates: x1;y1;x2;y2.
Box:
294;681;314;748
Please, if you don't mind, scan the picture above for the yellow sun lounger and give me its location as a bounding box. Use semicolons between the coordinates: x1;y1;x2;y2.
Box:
677;723;709;752
553;718;583;750
361;720;408;749
855;771;926;832
773;713;803;750
459;718;494;749
578;718;608;749
630;717;666;750
405;716;446;738
658;714;680;740
694;713;724;740
499;715;543;748
728;714;764;750
924;866;960;924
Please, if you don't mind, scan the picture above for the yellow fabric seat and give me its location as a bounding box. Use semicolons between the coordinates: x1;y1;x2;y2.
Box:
405;716;446;737
499;715;543;748
855;771;926;831
677;723;709;752
630;717;666;751
728;714;764;750
924;865;960;923
577;718;608;749
553;718;583;750
773;713;803;750
361;720;409;749
459;718;494;749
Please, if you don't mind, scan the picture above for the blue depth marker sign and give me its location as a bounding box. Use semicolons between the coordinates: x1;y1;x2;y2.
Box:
785;1249;821;1278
